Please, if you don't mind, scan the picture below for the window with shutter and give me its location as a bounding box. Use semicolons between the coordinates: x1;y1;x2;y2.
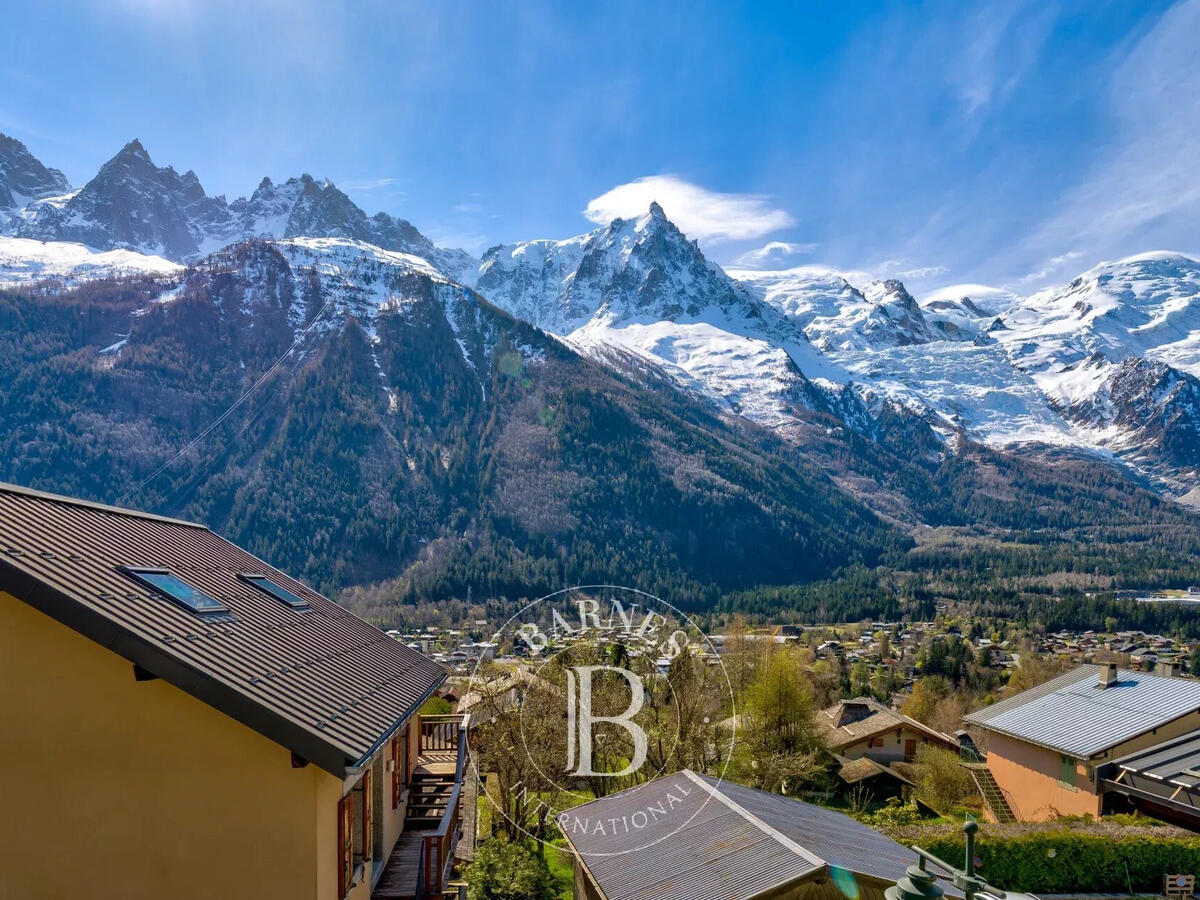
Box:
392;735;401;809
1059;754;1077;788
337;795;352;899
362;768;373;862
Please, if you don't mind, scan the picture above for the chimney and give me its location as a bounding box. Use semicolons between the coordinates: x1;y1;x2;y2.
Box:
1159;661;1178;678
1098;662;1118;688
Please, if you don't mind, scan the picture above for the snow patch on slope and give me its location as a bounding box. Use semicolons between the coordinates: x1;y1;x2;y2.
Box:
0;236;182;286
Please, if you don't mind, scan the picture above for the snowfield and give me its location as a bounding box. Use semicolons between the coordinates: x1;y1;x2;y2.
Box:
0;236;182;285
2;132;1197;497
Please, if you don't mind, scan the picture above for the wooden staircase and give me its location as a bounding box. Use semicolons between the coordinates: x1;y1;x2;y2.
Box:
373;713;470;900
964;763;1017;824
405;771;458;832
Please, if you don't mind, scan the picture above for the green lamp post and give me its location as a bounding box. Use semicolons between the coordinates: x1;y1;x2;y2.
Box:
886;822;1006;900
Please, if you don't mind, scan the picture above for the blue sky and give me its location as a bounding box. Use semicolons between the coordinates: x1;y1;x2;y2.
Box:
2;0;1197;294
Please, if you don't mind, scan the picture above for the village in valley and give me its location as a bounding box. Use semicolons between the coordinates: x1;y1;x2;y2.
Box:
367;591;1200;898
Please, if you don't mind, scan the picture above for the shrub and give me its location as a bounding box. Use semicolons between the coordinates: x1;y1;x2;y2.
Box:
919;829;1200;894
852;800;929;829
912;746;975;814
465;838;558;900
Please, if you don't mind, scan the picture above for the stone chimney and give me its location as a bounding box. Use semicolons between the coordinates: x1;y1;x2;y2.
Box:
1098;662;1119;688
1159;660;1179;678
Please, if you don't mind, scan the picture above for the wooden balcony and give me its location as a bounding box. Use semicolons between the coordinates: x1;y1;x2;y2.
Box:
373;714;470;900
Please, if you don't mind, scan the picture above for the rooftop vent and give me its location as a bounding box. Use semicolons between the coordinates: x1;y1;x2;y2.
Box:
1098;662;1119;689
836;700;874;727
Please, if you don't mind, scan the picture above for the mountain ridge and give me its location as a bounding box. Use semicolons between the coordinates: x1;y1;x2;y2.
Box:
1;132;1197;508
0;134;474;277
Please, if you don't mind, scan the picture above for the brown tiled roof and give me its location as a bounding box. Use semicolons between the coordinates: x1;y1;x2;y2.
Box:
817;696;955;750
0;482;444;775
835;756;915;787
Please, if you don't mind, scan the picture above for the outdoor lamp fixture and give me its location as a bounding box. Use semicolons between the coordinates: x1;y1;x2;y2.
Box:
886;822;1006;900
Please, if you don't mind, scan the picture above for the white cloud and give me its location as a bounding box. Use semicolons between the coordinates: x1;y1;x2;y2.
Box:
1023;0;1200;270
893;265;949;280
731;240;819;268
340;177;402;192
1017;250;1085;286
874;259;949;281
583;175;795;242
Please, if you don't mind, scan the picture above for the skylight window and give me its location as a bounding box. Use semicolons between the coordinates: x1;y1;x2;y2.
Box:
240;573;311;610
122;567;232;618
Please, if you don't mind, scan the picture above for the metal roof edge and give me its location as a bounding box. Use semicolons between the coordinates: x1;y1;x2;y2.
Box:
683;770;826;869
560;830;611;900
347;674;446;772
0;480;205;529
0;557;355;777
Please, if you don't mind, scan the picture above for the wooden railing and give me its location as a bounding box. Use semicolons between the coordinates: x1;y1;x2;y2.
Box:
412;712;470;899
420;714;463;753
422;782;462;897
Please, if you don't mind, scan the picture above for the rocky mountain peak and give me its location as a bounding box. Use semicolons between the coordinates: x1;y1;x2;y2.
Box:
0;133;71;210
115;138;151;163
1;137;463;273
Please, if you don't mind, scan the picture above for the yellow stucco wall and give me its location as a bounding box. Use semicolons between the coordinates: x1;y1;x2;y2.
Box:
0;589;353;900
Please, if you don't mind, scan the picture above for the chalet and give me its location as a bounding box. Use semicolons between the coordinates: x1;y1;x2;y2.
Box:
0;483;467;900
560;770;963;900
965;663;1200;823
818;697;957;763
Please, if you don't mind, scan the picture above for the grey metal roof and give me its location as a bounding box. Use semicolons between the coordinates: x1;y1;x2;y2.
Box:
1112;731;1200;788
965;665;1200;757
561;770;961;900
0;481;445;776
694;775;960;896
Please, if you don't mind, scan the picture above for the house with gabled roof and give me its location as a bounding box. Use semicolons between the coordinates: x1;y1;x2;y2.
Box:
818;696;957;763
0;482;467;900
965;663;1200;822
559;769;963;900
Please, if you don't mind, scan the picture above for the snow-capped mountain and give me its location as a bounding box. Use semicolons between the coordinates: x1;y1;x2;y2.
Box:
476;202;783;332
472;203;852;433
0;134;70;215
734;252;1200;487
1056;357;1200;471
1;132;1197;499
471;211;1200;495
2;136;472;277
0;235;181;286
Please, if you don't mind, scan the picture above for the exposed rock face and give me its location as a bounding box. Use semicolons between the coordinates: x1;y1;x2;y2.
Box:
0;134;70;212
1059;357;1200;471
4;136;471;275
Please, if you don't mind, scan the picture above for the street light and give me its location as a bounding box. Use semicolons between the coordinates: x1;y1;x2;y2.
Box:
887;822;1007;900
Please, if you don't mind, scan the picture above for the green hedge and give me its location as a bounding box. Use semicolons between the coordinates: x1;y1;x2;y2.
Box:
922;831;1200;894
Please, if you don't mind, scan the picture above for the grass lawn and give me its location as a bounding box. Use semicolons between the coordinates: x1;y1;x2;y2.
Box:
544;838;574;899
